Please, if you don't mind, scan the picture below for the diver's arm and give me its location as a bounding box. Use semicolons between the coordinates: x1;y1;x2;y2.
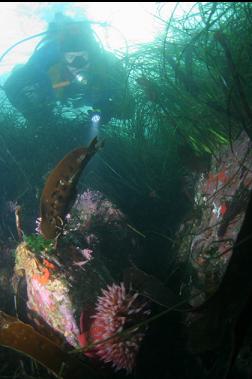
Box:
4;63;54;116
28;41;61;70
3;43;61;116
4;41;60;102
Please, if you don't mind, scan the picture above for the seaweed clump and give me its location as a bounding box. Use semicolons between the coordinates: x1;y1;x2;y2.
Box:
23;234;55;255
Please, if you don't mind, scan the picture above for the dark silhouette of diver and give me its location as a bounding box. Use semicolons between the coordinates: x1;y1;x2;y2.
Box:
3;13;132;124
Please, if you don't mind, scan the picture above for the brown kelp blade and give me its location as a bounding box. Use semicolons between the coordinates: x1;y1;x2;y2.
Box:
40;137;99;239
0;311;98;378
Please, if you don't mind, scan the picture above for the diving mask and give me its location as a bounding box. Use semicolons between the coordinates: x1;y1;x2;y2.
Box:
64;51;90;70
65;51;90;85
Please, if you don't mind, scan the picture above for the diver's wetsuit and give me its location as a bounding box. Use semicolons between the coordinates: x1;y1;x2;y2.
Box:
4;39;132;123
4;42;59;119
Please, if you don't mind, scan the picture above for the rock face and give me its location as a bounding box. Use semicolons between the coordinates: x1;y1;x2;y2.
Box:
177;132;252;305
14;189;149;373
15;242;80;348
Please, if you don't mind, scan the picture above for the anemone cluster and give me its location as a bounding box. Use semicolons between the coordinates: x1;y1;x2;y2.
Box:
89;282;150;373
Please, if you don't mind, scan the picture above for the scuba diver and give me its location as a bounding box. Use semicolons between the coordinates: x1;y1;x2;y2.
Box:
3;13;132;124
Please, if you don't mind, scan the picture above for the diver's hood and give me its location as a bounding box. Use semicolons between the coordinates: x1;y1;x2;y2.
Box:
61;37;87;53
59;22;94;53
